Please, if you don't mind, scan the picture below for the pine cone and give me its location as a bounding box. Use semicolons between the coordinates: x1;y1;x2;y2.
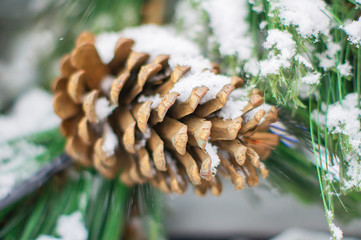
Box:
52;31;279;196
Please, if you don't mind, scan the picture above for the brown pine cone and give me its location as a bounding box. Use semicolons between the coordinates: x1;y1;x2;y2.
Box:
52;30;279;196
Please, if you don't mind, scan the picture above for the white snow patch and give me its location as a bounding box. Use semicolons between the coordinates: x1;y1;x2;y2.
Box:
259;29;296;76
318;55;336;70
301;72;321;85
251;5;264;13
316;41;341;70
272;0;332;38
326;210;343;240
244;58;260;76
327;93;361;144
95;32;120;64
337;62;352;77
259;21;268;30
171;71;231;104
343;152;361;190
144;126;151;139
100;75;116;93
95;25;203;63
56;211;88;240
263;29;296;54
217;88;250;119
329;222;343;240
122;25;202;60
201;0;253;59
205;141;220;176
101;123;118;157
326;93;361;189
138;94;162;109
168;55;212;75
174;0;206;41
342;17;361;46
37;211;88;240
95;97;116;121
0;88;60;142
327;41;342;57
295;55;313;69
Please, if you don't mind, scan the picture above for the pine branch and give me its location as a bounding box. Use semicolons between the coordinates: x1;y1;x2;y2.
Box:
0;154;72;211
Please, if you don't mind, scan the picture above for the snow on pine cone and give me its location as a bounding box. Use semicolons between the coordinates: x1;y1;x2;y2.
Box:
52;27;279;196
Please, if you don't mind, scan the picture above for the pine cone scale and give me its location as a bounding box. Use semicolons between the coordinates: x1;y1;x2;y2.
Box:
154;117;188;155
60;54;77;78
182;116;211;149
131;101;152;134
110;73;130;105
209;117;242;141
148;129;167;171
108;38;134;72
70;43;108;89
